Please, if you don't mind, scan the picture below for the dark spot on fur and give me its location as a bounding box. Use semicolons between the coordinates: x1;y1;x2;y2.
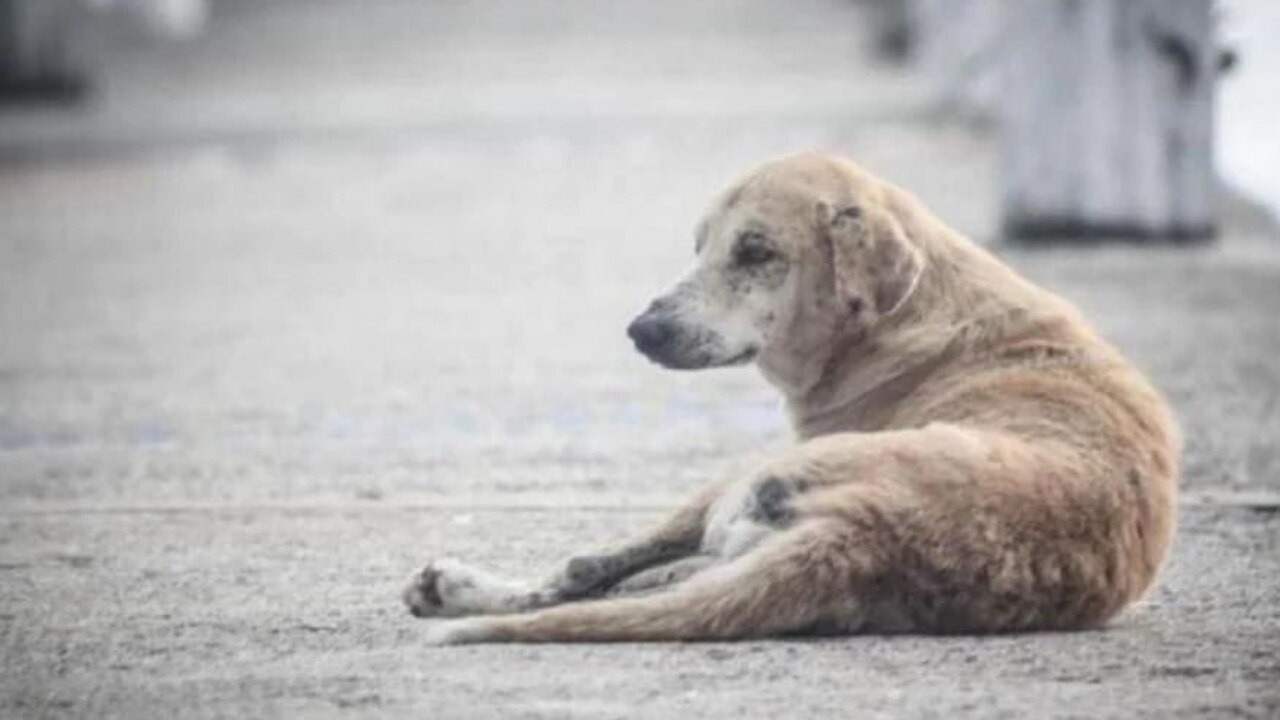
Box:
847;296;864;315
752;476;808;525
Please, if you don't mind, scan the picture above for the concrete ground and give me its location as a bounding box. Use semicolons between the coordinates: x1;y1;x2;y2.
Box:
1;1;1278;718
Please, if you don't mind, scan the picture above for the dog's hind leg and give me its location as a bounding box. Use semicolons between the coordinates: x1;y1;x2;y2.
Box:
417;518;873;644
605;555;717;597
543;478;734;600
404;480;729;618
403;558;544;617
404;552;718;619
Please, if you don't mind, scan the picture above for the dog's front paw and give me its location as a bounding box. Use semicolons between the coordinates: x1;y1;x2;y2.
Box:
403;558;481;618
404;558;530;618
403;561;450;618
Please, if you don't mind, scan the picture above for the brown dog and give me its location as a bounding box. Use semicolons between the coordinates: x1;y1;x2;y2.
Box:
403;152;1180;644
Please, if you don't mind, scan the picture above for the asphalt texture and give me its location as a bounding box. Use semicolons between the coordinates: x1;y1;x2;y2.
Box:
1;1;1278;718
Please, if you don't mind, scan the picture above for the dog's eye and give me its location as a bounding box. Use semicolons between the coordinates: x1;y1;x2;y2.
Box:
732;233;779;267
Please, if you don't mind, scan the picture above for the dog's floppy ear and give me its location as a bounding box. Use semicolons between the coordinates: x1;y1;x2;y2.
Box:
821;201;924;317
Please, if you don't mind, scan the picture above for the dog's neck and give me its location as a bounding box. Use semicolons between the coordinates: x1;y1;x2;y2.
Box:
762;197;1071;438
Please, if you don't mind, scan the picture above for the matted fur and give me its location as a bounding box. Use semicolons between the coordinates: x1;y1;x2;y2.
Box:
402;152;1180;644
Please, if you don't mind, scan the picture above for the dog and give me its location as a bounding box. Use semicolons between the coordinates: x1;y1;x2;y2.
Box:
402;152;1180;644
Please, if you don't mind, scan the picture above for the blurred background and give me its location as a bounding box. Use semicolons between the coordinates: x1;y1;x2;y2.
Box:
1;1;1277;718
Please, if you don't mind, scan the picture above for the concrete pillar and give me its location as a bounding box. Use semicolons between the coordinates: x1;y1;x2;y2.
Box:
906;0;1005;118
1001;0;1216;240
0;0;94;100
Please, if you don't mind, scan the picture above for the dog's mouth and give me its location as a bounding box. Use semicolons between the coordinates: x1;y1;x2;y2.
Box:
640;348;756;371
632;334;758;371
722;346;759;366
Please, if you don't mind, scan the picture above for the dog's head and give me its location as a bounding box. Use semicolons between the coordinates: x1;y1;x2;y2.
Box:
627;153;924;373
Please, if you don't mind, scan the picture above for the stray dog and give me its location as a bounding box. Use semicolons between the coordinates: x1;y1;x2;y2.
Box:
403;152;1179;644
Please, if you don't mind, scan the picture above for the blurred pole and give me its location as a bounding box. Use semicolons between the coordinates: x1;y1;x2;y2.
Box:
905;0;1004;118
870;0;914;60
0;0;94;102
1001;0;1216;240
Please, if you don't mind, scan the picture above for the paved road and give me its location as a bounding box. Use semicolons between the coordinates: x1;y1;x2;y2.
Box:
2;1;1278;718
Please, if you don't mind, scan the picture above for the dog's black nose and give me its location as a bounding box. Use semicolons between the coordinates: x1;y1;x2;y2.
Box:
627;313;675;354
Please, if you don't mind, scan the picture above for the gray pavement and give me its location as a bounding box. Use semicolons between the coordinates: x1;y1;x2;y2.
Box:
1;1;1278;718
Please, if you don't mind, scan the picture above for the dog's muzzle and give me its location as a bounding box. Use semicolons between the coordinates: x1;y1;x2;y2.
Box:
628;294;710;369
627;297;755;370
627;309;678;361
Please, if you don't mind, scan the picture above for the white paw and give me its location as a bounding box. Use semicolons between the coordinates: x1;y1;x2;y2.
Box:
403;558;527;618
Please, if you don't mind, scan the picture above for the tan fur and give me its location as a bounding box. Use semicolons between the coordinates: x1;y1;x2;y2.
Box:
403;152;1180;644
